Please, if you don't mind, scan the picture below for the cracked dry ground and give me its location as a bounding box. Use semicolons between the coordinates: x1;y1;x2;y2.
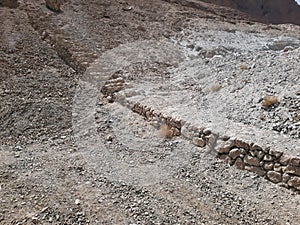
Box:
0;0;300;224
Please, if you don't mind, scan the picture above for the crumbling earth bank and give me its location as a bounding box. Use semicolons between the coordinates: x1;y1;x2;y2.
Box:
1;0;300;224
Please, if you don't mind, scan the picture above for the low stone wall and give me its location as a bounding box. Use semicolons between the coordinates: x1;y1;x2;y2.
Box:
120;100;300;192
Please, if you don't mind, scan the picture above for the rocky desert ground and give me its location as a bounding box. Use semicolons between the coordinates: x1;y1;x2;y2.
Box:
0;0;300;224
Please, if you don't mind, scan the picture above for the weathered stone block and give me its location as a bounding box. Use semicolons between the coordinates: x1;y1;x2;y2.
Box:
287;177;300;190
234;139;250;150
284;165;300;176
229;148;245;160
267;171;282;183
216;140;234;154
244;155;260;166
290;157;300;167
279;154;290;166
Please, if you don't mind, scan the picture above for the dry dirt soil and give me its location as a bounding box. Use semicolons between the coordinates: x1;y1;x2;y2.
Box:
0;0;300;224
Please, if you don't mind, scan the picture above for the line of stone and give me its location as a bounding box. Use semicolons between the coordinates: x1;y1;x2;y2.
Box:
113;91;300;192
24;3;98;73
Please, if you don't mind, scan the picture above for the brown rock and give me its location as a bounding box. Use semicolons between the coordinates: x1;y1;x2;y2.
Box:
45;0;63;12
216;140;234;154
234;139;250;149
284;165;300;176
269;150;283;159
263;162;274;171
287;177;300;190
279;154;290;166
267;171;282;183
290;157;300;167
229;148;245;160
244;155;260;166
234;157;245;170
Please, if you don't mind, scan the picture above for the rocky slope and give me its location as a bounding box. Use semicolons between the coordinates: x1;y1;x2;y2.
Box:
1;0;300;224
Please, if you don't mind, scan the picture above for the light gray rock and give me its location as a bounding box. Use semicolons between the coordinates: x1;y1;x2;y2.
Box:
192;137;206;147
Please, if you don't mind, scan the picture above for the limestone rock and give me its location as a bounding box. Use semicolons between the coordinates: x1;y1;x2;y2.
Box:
267;171;282;183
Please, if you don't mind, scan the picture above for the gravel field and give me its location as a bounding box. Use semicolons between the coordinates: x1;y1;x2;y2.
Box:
0;0;300;224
